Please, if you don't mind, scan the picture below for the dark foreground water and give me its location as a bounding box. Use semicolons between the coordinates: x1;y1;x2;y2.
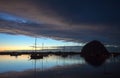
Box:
0;54;120;78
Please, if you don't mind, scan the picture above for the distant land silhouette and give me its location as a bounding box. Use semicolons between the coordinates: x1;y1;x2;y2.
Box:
81;40;110;67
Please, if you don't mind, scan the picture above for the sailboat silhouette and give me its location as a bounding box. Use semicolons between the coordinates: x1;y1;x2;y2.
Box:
30;37;43;59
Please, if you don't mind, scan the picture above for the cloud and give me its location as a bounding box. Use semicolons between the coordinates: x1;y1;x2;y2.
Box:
0;0;120;45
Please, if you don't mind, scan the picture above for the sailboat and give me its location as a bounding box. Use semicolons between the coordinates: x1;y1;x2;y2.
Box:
30;37;43;59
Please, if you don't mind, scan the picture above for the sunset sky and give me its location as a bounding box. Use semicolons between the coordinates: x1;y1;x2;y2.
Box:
0;0;120;52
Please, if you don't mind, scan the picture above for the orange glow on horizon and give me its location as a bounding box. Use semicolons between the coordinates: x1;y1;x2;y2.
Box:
0;46;32;51
0;46;59;51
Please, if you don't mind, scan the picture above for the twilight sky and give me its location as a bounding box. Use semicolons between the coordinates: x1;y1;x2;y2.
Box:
0;0;120;51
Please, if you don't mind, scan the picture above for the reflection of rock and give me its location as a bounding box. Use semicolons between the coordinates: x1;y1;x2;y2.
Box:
81;40;110;67
81;54;109;67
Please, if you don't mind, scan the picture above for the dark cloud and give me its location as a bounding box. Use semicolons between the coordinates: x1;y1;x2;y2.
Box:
35;0;120;25
0;0;120;46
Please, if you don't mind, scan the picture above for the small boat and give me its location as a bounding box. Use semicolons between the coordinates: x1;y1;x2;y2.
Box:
30;53;43;59
10;52;21;57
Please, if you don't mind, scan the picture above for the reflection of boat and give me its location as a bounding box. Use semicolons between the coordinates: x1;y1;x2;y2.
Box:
61;54;68;58
61;53;68;58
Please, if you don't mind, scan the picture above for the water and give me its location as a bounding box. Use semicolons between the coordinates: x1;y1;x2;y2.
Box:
0;54;120;78
0;54;85;73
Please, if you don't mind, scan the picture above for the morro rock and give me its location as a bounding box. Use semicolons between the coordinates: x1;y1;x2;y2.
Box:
80;40;110;67
81;40;109;56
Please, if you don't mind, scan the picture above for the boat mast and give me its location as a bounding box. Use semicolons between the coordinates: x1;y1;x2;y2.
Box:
42;43;44;52
35;37;37;52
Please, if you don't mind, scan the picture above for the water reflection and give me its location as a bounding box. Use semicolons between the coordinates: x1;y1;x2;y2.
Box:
0;54;120;78
1;54;119;73
81;54;110;67
0;54;84;73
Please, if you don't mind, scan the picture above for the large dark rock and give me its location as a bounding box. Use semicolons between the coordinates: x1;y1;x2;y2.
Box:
81;40;110;67
81;40;109;55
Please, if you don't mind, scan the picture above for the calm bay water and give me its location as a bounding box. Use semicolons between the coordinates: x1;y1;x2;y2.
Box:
0;54;85;73
0;54;120;75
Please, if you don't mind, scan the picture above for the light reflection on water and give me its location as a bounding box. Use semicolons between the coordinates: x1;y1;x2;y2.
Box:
0;54;120;74
0;54;85;73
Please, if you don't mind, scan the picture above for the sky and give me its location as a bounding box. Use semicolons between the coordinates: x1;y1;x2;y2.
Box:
0;0;120;52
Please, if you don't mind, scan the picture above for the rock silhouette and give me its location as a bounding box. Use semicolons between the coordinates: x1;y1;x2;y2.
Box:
81;40;110;67
81;40;109;55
